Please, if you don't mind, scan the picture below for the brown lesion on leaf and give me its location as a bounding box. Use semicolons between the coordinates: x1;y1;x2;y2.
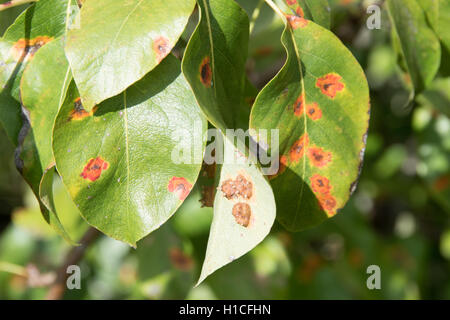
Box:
168;177;192;201
306;102;322;120
309;174;337;216
316;73;345;99
221;174;253;200
307;146;332;168
80;156;109;182
286;14;308;30
295;6;305;18
293;94;304;117
68;98;97;121
153;36;171;63
169;247;194;271
199;56;212;88
232;202;251;227
289;133;309;163
11;36;53;62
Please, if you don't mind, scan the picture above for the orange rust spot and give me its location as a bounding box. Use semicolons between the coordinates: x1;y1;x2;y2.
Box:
221;174;253;200
168;177;192;201
307;146;332;167
310;174;332;194
68;97;97;120
286;0;297;5
286;14;308;30
289;133;309;163
293;94;304;117
232;202;251;227
306;102;322;120
169;247;194;271
11;36;53;61
318;193;337;215
199;56;212;88
80;157;109;182
295;6;305;18
269;155;288;180
316;73;345;99
153;36;171;63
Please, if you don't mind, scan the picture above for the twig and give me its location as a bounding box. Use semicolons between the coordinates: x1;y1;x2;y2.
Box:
0;0;38;12
45;227;101;300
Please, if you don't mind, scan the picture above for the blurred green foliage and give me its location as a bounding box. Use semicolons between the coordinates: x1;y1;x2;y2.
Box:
0;0;449;300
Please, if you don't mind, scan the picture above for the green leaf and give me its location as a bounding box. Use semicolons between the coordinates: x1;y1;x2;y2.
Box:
283;0;330;29
386;0;441;95
250;5;370;231
182;0;249;131
0;40;21;145
419;0;450;53
53;56;207;246
65;0;196;112
198;135;276;284
19;37;74;242
0;0;76;144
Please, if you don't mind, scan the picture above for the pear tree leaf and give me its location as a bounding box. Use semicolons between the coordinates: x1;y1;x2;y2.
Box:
53;56;207;246
250;3;370;231
65;0;196;111
386;0;441;95
198;135;276;284
182;0;249;131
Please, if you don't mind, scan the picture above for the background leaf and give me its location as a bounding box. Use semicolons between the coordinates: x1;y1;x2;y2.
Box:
65;0;196;111
53;56;207;246
386;0;441;95
198;136;276;284
250;7;370;231
182;0;249;131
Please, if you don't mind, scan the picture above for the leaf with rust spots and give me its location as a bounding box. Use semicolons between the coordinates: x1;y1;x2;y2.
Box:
182;0;250;131
65;0;196;111
0;0;77;145
19;37;75;243
250;3;370;230
198;136;275;285
282;0;331;29
53;56;207;246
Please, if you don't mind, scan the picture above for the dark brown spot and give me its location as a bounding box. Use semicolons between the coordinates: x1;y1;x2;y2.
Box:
199;56;212;88
232;203;251;227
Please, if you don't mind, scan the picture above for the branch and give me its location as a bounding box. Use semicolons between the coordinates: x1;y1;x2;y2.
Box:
0;0;38;12
45;227;101;300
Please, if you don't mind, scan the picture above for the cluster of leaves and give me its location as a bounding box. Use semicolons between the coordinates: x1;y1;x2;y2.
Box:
0;0;449;299
0;0;446;284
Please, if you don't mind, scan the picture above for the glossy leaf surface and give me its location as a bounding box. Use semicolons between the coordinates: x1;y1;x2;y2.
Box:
65;0;196;111
53;56;207;246
182;0;249;131
250;5;370;231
